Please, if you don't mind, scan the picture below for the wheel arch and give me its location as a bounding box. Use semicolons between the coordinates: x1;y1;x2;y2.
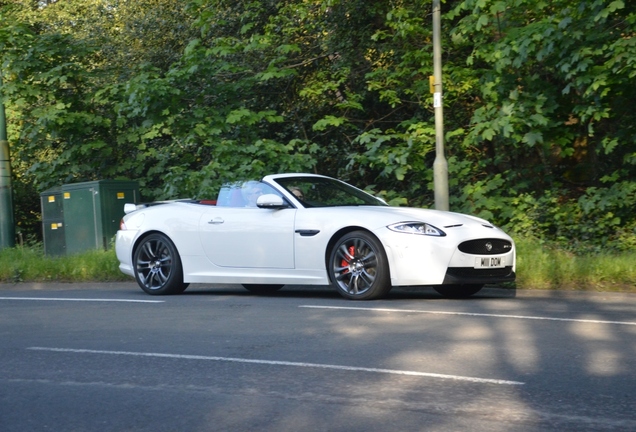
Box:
324;227;391;280
132;230;181;266
131;230;188;295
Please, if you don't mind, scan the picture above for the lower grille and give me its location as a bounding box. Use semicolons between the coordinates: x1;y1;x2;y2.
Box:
446;267;514;279
443;267;516;284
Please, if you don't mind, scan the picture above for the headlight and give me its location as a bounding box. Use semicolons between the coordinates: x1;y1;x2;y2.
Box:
387;222;446;236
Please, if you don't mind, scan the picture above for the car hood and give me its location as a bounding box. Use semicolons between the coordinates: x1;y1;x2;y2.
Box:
302;205;508;238
382;207;493;228
365;206;494;228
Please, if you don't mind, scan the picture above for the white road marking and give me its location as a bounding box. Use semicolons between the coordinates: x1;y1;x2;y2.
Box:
299;305;636;326
27;347;524;386
0;297;163;303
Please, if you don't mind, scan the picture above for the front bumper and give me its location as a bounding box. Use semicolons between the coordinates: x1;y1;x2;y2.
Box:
377;226;516;287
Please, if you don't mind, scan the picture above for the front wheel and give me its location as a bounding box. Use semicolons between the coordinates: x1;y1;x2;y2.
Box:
328;231;391;300
133;233;187;295
434;284;484;299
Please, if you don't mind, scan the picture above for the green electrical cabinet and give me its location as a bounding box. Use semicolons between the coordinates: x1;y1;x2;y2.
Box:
61;180;140;255
47;180;140;255
40;187;66;256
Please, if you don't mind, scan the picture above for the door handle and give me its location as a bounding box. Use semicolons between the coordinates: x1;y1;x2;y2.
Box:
208;217;224;224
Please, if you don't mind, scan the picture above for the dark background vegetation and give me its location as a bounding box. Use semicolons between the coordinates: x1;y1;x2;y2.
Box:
1;0;635;254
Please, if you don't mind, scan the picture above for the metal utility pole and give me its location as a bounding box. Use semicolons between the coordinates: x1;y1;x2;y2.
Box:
432;0;449;211
0;73;16;249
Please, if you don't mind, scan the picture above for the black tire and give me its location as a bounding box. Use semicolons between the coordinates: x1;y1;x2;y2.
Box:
434;284;484;299
133;233;187;295
328;231;391;300
242;284;284;295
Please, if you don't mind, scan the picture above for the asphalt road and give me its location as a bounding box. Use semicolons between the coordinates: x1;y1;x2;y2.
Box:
1;282;635;431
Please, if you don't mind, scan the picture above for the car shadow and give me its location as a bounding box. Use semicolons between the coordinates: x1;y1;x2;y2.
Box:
181;284;516;300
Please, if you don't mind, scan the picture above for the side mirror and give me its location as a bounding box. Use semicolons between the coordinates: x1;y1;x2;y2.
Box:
256;194;288;209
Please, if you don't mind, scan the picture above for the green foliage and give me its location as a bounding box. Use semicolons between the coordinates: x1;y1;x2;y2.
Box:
159;138;318;199
453;181;636;254
448;0;636;190
1;0;635;254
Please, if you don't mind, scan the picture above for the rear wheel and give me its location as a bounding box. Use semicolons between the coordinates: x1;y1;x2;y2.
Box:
328;231;391;300
242;284;284;295
434;284;483;299
133;233;187;295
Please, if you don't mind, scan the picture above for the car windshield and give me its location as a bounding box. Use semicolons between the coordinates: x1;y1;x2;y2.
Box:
274;176;387;208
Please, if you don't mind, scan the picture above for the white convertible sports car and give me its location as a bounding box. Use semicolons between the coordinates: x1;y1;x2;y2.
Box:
116;173;516;300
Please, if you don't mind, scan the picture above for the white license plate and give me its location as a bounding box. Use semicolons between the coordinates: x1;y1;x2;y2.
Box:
474;256;505;269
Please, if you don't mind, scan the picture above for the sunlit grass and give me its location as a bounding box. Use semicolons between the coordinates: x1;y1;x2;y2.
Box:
0;244;128;283
514;237;636;292
1;240;635;292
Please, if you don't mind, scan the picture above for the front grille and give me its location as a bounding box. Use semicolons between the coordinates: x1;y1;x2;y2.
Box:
458;238;512;255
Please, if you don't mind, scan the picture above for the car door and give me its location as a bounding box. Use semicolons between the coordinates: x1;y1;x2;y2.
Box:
199;206;296;268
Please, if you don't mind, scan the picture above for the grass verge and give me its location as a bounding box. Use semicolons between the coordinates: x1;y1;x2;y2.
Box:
0;244;128;283
514;237;636;292
0;239;635;292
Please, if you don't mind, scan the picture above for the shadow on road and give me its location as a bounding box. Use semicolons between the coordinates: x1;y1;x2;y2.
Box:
180;284;517;301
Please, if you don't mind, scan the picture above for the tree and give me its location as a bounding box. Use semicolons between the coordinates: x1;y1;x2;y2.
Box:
1;0;634;249
449;0;636;189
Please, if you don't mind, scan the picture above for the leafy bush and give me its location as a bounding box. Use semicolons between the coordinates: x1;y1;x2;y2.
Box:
453;181;636;254
2;0;636;256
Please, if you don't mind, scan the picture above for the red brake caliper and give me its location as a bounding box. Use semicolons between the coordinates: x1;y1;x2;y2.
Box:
341;245;355;274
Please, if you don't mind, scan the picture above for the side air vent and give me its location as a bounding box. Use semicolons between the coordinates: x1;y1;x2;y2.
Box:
458;238;512;255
